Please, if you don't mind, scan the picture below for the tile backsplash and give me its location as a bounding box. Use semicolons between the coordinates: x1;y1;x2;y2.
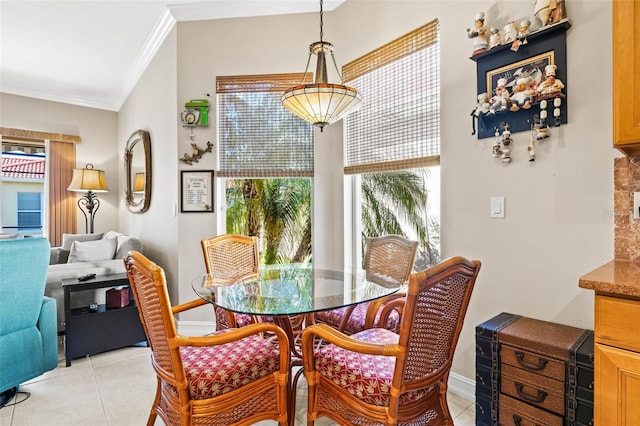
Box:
614;157;640;261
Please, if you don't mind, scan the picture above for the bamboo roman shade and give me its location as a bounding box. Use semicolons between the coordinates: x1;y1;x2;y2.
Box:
216;73;314;178
343;20;440;175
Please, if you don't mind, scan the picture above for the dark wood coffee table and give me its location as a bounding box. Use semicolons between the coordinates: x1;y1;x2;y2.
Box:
62;273;147;366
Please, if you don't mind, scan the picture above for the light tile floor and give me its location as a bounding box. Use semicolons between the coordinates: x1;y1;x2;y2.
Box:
1;344;476;425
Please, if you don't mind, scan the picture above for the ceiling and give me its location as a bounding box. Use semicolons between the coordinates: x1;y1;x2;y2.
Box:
0;0;344;112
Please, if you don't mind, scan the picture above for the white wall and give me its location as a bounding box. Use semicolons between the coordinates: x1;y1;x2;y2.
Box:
117;28;180;303
0;93;119;234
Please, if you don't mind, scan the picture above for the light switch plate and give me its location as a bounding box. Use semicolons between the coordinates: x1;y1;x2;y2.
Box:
634;192;640;219
490;197;505;218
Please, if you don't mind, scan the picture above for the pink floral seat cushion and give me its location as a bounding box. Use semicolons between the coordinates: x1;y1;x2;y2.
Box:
314;328;431;406
342;302;400;334
179;331;281;400
315;303;400;334
215;306;255;328
314;306;349;327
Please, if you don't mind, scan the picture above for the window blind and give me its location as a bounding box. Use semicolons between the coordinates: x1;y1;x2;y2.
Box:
216;73;314;178
343;20;440;175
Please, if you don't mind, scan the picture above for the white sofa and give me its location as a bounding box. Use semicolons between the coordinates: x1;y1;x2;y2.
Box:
46;231;143;332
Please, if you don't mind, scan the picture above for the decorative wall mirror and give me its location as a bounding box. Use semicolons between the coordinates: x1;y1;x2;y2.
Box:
124;129;151;213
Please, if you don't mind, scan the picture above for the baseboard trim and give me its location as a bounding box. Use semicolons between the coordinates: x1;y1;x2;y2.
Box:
177;320;477;402
447;371;475;402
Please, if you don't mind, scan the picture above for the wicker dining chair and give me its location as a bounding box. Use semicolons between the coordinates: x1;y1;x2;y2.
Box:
201;234;260;330
313;234;418;334
123;250;290;426
301;256;481;425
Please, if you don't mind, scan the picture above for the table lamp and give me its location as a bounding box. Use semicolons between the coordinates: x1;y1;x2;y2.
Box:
67;164;109;233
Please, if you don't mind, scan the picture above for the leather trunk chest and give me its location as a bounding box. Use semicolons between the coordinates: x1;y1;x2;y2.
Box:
476;313;594;426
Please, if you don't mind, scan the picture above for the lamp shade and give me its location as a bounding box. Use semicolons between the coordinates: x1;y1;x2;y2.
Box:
281;83;361;129
67;164;109;193
133;172;145;193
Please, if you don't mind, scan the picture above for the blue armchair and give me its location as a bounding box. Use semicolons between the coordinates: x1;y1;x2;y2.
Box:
0;238;58;405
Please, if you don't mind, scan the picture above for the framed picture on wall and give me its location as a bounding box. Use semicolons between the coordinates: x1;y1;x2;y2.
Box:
486;51;554;97
180;170;214;213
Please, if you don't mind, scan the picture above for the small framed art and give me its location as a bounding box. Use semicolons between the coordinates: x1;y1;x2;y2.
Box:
180;170;214;213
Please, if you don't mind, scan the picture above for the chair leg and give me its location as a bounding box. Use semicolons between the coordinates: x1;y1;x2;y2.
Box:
146;378;161;426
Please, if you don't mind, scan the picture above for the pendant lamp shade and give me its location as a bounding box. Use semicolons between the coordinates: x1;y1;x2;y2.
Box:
281;2;361;130
282;83;361;129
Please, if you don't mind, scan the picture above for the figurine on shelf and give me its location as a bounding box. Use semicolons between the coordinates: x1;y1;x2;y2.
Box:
467;12;488;56
488;27;502;49
503;21;517;44
528;133;536;162
539;100;549;127
501;123;513;146
553;97;562;126
532;113;550;139
536;64;565;100
533;0;567;27
471;92;491;135
510;77;534;111
492;141;502;158
501;148;512;164
492;128;502;158
510;19;531;51
489;78;510;113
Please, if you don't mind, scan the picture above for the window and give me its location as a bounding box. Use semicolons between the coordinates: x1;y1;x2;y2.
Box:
343;20;441;268
217;74;314;264
343;20;440;174
17;192;43;232
216;74;313;178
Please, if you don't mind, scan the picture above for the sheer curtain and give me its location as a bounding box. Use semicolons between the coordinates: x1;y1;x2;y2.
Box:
45;140;77;246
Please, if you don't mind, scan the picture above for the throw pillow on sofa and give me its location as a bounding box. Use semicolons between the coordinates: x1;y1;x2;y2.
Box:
58;233;105;263
67;238;117;263
103;231;144;259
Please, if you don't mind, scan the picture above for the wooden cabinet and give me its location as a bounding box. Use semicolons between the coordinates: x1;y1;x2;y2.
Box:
613;0;640;155
594;295;640;424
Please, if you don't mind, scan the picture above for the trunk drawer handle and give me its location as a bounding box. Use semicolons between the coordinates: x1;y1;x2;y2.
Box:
515;351;548;371
515;382;548;403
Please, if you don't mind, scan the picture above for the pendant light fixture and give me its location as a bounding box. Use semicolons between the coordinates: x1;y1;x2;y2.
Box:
281;0;362;131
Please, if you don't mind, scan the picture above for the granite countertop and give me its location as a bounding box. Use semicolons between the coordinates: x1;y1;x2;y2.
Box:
579;259;640;298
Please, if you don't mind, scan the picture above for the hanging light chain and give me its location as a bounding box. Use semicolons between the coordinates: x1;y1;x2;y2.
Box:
319;0;324;43
301;51;313;84
330;51;345;84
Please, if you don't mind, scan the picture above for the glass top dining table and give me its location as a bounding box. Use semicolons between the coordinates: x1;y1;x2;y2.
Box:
192;263;403;316
191;263;403;355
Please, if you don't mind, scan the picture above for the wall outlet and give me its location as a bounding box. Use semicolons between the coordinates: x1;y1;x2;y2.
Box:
634;192;640;219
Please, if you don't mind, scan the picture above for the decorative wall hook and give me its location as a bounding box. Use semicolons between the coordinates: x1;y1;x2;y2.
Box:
179;141;213;165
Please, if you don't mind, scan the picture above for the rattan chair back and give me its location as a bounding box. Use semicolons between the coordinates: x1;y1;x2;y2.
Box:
124;250;184;388
364;234;419;285
399;257;480;385
201;234;259;282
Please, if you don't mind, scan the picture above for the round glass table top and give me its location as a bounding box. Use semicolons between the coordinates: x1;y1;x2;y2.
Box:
191;264;403;317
